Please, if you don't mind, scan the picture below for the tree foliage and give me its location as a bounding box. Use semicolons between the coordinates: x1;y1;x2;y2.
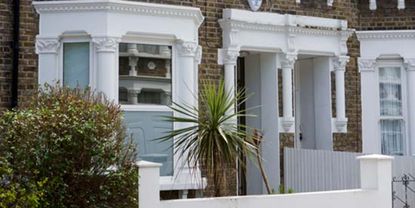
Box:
0;85;138;207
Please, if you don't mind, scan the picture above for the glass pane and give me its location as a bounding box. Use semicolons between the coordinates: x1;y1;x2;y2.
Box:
123;111;173;176
379;67;402;116
381;120;404;155
63;42;90;88
119;43;172;105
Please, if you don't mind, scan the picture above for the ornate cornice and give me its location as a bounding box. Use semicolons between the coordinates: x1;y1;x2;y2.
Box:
356;30;415;40
33;0;204;26
333;56;350;72
358;58;377;72
92;37;121;52
281;53;297;69
176;40;198;57
220;19;353;38
36;37;60;54
219;20;284;33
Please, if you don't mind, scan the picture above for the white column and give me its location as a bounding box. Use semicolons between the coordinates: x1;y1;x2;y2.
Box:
136;161;161;208
218;48;239;119
92;37;120;101
405;59;415;155
358;58;379;153
174;40;199;179
219;49;239;99
36;37;60;85
175;40;198;107
333;56;349;132
280;53;297;132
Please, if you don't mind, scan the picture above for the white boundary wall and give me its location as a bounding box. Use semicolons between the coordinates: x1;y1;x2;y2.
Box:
137;154;393;208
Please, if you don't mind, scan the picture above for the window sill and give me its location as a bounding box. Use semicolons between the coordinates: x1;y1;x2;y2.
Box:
121;104;172;112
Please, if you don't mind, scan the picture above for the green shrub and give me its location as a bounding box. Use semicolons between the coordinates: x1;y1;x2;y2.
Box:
0;158;45;208
0;85;138;207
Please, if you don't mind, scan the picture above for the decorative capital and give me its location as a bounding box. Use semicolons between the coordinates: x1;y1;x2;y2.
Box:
281;53;297;69
176;40;198;57
218;48;240;65
358;58;376;72
334;118;348;133
280;117;295;133
36;37;60;54
92;37;121;52
333;56;350;72
404;58;415;71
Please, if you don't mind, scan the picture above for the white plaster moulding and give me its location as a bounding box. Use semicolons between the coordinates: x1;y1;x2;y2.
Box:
33;0;204;27
219;20;354;38
356;30;415;40
221;9;349;31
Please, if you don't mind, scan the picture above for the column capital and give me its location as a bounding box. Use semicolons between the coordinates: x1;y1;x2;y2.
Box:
358;58;377;72
281;53;297;69
218;48;240;65
175;40;198;57
92;37;121;52
333;55;350;72
35;37;60;54
404;58;415;71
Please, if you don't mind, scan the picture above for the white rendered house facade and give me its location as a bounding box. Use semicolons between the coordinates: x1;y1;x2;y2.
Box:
33;0;415;195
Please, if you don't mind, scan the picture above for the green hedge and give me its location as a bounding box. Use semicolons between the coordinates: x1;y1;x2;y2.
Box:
0;85;138;207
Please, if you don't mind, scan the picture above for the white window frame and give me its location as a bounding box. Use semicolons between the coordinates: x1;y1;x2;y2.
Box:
119;37;175;112
376;59;409;155
58;35;94;89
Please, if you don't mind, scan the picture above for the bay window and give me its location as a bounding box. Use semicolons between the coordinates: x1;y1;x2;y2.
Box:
34;0;204;191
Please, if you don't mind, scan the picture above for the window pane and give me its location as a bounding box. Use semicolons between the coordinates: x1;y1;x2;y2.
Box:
63;42;90;88
379;67;402;116
123;111;173;176
119;43;172;105
381;120;404;155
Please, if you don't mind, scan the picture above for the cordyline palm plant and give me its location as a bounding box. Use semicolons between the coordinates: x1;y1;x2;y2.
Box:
158;80;257;196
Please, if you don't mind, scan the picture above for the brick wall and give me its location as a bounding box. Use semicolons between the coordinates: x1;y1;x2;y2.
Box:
0;0;38;112
0;0;13;111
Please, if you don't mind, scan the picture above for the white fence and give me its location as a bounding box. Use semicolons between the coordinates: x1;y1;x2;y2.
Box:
138;155;392;208
284;148;415;208
284;148;362;192
284;148;415;191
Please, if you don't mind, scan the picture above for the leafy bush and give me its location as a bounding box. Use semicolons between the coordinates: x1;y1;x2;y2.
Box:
0;85;138;207
0;158;45;208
